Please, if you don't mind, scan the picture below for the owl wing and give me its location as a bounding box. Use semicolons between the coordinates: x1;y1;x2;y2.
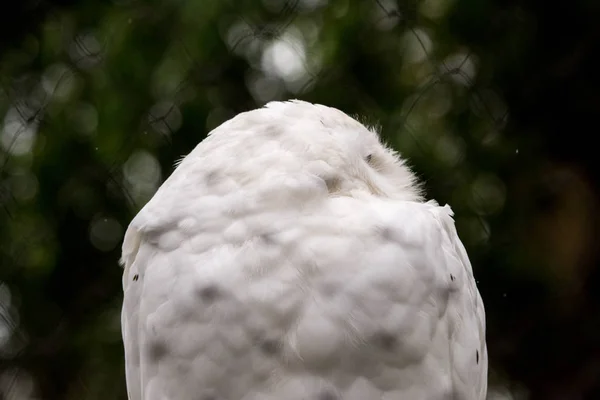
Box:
430;202;488;399
121;193;487;400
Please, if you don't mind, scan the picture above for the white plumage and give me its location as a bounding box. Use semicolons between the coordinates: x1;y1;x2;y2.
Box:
120;100;488;400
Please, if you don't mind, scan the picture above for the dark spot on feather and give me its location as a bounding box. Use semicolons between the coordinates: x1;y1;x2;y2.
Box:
198;284;220;303
317;390;339;400
260;233;275;244
265;125;281;136
147;340;168;362
133;274;139;281
320;282;338;297
258;337;281;355
450;274;455;281
476;350;479;364
324;176;341;193
373;331;396;350
365;154;373;163
378;226;394;241
205;170;220;185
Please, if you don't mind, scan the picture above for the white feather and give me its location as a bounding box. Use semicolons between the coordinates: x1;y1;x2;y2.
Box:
121;100;487;400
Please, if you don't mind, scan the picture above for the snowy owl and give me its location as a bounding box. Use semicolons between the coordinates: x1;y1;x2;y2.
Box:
120;100;488;400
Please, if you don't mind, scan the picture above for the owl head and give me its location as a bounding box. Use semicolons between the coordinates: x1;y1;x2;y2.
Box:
185;100;423;202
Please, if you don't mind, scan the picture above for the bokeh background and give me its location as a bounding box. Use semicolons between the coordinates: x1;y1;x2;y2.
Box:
1;0;599;398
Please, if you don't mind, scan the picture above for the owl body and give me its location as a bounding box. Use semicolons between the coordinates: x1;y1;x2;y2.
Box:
121;100;487;400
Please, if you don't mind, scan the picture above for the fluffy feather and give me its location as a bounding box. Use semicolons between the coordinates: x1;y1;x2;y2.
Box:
121;100;487;400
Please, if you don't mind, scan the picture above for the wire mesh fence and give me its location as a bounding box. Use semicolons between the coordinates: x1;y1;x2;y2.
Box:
0;0;598;399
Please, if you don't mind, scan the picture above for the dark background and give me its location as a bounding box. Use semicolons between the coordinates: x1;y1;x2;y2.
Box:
1;0;599;398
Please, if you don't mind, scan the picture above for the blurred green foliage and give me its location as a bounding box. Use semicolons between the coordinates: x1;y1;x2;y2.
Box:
1;0;599;399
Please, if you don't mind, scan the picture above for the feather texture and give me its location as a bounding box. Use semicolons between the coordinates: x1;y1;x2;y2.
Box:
121;100;487;400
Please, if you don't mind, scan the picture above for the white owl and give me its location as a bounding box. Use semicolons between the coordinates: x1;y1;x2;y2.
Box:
120;100;488;400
